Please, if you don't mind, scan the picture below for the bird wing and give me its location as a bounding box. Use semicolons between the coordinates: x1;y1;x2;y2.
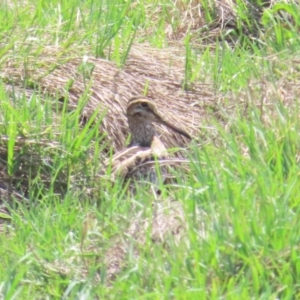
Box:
109;146;153;177
105;137;168;178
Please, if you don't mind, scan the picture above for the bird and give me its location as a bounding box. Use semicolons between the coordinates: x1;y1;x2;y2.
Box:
100;98;193;281
105;97;192;186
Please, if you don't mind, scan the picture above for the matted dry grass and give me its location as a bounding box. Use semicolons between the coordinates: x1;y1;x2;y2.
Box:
2;44;222;153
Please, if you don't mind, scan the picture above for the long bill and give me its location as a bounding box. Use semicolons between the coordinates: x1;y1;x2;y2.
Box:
154;113;192;140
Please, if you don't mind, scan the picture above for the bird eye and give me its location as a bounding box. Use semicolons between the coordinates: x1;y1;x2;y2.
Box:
140;102;148;108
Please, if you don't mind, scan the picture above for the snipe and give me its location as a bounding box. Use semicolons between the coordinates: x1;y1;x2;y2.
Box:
106;97;191;185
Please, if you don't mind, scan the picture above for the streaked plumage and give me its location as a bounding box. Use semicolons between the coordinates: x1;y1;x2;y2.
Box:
105;97;191;184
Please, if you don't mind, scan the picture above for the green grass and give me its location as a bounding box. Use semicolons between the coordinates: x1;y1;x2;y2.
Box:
1;0;300;299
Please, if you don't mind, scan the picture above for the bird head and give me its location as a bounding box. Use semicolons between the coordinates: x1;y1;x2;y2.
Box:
127;97;192;140
127;97;161;123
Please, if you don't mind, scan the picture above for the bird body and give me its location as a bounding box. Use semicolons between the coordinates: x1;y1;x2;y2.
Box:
105;97;191;184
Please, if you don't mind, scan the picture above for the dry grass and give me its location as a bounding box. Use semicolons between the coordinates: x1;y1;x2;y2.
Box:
2;44;223;153
154;0;271;45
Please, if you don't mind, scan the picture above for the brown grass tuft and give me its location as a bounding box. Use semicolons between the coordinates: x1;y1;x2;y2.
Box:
2;44;222;154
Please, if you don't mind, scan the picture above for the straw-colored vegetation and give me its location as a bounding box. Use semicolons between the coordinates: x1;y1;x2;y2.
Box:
1;0;300;298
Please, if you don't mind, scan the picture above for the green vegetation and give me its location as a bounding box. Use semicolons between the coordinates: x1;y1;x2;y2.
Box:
1;0;300;298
